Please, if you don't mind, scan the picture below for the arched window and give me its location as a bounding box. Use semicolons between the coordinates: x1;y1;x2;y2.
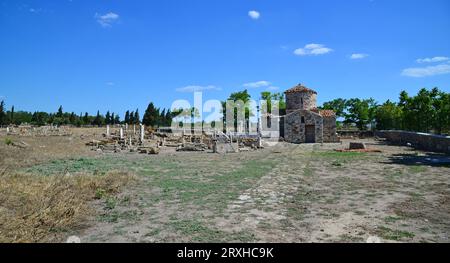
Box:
301;116;305;124
300;97;304;108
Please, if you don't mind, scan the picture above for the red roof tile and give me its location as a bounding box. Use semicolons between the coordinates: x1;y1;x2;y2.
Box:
284;84;317;94
319;110;336;117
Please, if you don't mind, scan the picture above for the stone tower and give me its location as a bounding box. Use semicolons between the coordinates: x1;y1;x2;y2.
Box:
285;84;317;114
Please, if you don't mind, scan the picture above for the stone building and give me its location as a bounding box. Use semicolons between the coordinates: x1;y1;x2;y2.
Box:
284;84;339;143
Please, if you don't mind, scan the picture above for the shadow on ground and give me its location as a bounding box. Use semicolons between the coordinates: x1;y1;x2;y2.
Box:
383;152;450;167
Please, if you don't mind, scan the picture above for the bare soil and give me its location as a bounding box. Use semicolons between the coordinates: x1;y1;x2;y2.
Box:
1;129;449;243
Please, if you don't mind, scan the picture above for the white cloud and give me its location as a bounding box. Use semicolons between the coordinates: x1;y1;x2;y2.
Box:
248;10;260;20
176;85;221;93
294;44;333;56
401;64;450;78
243;81;271;88
29;8;42;13
96;12;119;27
350;53;369;59
416;56;449;64
106;82;115;86
266;86;280;91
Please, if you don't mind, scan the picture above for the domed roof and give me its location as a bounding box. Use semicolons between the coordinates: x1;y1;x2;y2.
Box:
285;84;317;94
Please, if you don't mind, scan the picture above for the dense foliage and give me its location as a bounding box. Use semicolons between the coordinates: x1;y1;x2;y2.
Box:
321;87;449;134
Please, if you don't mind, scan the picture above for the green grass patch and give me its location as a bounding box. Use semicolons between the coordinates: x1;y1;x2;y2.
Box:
377;226;415;241
313;151;366;159
408;165;428;174
4;138;13;145
384;215;403;223
169;218;255;242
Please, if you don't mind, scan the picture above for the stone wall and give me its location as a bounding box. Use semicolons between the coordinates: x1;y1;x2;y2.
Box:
286;92;317;114
338;130;374;139
284;110;323;143
375;130;450;154
323;116;339;143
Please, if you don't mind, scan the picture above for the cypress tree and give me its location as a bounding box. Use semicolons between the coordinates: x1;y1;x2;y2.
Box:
134;109;140;124
124;111;130;124
0;100;5;125
56;106;63;118
10;106;14;125
105;111;111;125
143;103;159;127
129;111;135;125
83;112;89;125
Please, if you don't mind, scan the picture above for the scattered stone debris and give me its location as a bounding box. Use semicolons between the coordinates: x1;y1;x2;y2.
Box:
177;143;208;152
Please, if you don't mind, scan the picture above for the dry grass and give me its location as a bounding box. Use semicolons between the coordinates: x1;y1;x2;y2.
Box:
0;170;135;243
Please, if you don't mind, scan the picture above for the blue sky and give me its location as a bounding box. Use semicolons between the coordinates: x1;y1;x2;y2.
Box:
0;0;449;117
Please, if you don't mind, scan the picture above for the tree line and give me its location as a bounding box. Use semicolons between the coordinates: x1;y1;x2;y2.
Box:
0;102;176;128
1;87;448;134
321;87;450;134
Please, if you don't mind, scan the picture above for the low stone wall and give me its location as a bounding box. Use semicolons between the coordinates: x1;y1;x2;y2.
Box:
375;130;450;154
337;130;374;139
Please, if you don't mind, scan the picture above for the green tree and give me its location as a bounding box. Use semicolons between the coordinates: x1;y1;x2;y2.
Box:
143;103;159;127
134;109;140;124
344;99;370;130
83;112;89;125
124;111;130;124
322;98;347;118
93;111;103;126
129;111;135;124
0;101;7;125
9;106;14;124
227;90;252;132
114;114;120;125
375;100;403;130
105;111;111;125
69;112;76;125
56;106;63;118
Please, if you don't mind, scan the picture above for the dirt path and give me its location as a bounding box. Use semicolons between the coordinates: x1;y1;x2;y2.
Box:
27;139;447;243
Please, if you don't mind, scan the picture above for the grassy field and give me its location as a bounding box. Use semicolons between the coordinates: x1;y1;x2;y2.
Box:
0;129;449;243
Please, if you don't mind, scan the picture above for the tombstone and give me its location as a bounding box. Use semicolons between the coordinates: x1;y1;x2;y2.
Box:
106;125;110;137
125;123;128;131
6;127;10;134
120;128;124;139
140;125;145;143
129;137;132;146
133;125;136;135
